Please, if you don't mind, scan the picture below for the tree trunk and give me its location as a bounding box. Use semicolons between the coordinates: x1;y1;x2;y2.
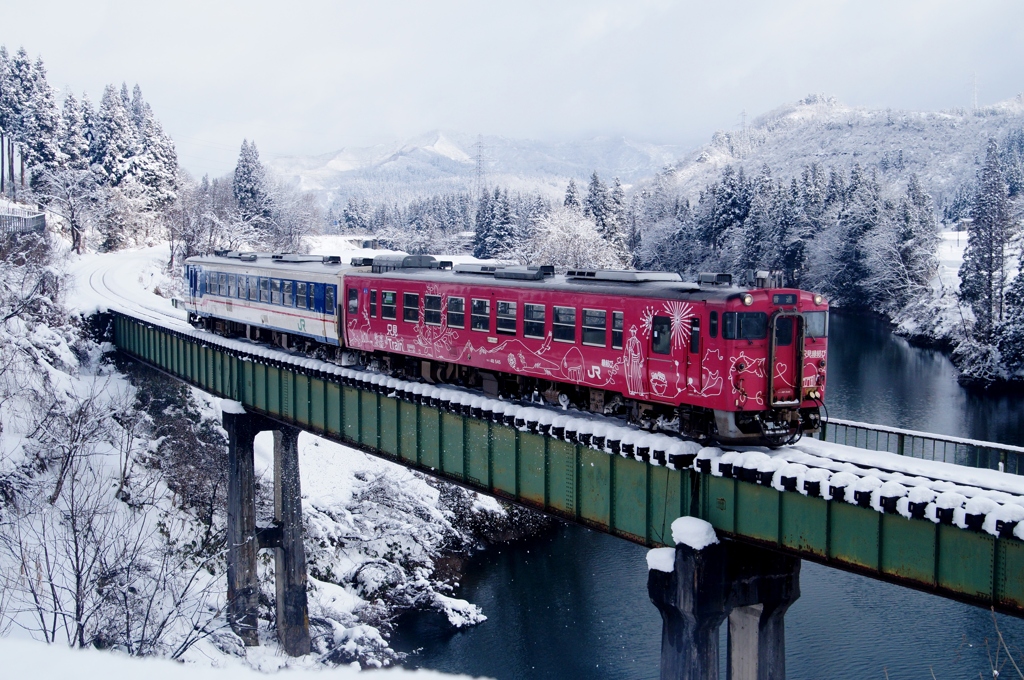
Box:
1;132;5;195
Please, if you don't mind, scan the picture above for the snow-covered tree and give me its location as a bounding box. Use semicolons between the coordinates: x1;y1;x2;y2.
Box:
93;83;138;187
563;178;581;211
959;139;1016;343
59;93;90;170
232;139;271;225
129;85;177;208
529;207;620;270
24;57;62;188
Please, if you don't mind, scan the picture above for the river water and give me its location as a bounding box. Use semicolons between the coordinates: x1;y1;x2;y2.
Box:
390;312;1024;679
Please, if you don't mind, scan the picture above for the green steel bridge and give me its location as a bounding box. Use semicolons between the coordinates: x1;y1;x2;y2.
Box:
110;310;1024;677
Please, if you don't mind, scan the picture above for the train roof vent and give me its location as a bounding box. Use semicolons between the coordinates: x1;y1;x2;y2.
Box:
272;253;324;263
697;272;733;286
454;263;502;275
494;265;555;281
371;254;440;273
213;250;259;261
565;269;683;283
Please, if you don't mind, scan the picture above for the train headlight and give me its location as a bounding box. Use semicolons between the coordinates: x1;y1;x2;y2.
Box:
814;294;824;306
742;293;753;306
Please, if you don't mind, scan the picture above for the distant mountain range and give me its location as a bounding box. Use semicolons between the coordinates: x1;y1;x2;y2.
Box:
661;94;1024;210
269;131;690;206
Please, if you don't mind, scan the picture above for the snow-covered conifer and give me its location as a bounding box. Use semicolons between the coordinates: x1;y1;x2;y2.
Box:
93;83;138;187
129;85;177;208
232;139;271;225
59;93;90;170
563;178;581;211
24;57;63;188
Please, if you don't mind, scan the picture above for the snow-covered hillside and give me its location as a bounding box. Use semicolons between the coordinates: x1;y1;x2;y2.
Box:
270;131;687;205
665;94;1024;211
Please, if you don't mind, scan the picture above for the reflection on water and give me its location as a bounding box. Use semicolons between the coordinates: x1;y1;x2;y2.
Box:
390;312;1024;679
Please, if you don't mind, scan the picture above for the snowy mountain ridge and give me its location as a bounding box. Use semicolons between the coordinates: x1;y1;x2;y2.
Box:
270;131;689;205
664;93;1024;211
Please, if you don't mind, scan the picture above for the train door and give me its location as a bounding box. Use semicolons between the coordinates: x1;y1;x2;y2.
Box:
768;312;803;407
687;316;702;393
647;315;679;400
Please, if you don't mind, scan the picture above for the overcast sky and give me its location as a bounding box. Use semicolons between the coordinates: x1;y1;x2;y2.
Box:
2;0;1022;178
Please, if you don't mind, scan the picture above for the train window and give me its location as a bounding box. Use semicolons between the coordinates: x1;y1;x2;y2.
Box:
524;304;545;338
347;287;358;314
260;278;270;303
283;281;293;306
582;309;606;347
228;274;236;298
612;311;624;349
297;282;307;309
652;316;671;354
325;285;335;314
370;290;377;317
381;291;397;319
497;301;517;334
553;306;576;343
424;295;442;325
248;276;257;301
448;296;465;328
471;299;490;332
709;311;718;338
804;311;828;339
271;279;282;305
722;312;768;340
690;317;701;353
775;317;794;347
237;276;246;300
404;293;419;323
218;273;227;296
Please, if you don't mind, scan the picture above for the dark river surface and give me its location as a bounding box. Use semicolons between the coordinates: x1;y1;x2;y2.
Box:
390;312;1024;679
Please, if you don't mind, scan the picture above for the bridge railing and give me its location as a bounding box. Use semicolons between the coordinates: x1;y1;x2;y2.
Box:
819;417;1024;475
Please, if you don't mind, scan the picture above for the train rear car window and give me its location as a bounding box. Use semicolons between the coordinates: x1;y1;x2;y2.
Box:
612;311;624;349
296;282;307;309
370;290;377;317
325;286;335;314
228;274;236;298
690;317;701;353
219;273;227;296
260;278;270;303
709;311;718;338
403;293;419;322
497;301;517;334
524;304;545;338
582;309;606;347
448;297;465;328
471;299;490;332
271;279;282;305
248;276;257;301
722;312;767;340
382;291;397;319
775;317;794;346
424;295;442;325
347;288;359;314
283;281;293;306
804;311;828;338
553;306;576;343
652;316;671;354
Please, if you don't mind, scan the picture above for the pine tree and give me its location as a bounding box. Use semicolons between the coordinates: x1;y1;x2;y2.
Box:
583;171;608;229
563;178;581;211
998;271;1024;373
129;85;177;208
959;139;1016;343
93;83;138;187
232;139;272;224
0;46;10;193
59;93;90;170
472;188;495;258
6;47;33;191
831;164;881;307
24;57;63;188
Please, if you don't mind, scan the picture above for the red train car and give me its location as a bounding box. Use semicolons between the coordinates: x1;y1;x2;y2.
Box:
341;256;828;445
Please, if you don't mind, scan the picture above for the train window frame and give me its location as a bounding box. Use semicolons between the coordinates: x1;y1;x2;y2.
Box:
227;274;236;298
283;280;293;307
297;282;308;310
471;298;490;332
248;276;258;301
582;308;607;347
804;311;828;339
238;276;247;300
552;306;576;343
271;279;282;305
218;272;227;296
709;311;718;338
260;277;270;303
775;316;794;346
652;316;671;355
370;290;377;317
524;303;545;339
612;311;624;349
325;285;335;315
381;290;397;319
722;311;768;340
496;300;517;335
424;295;442;326
448;296;465;328
403;292;420;323
690;317;701;353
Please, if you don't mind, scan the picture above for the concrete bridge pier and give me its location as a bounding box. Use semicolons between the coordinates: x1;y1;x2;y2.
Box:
648;540;801;680
223;408;311;655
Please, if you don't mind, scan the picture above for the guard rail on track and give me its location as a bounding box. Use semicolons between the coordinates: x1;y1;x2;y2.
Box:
820;418;1024;475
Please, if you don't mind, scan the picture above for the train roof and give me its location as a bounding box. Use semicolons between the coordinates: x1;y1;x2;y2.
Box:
185;252;352;277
